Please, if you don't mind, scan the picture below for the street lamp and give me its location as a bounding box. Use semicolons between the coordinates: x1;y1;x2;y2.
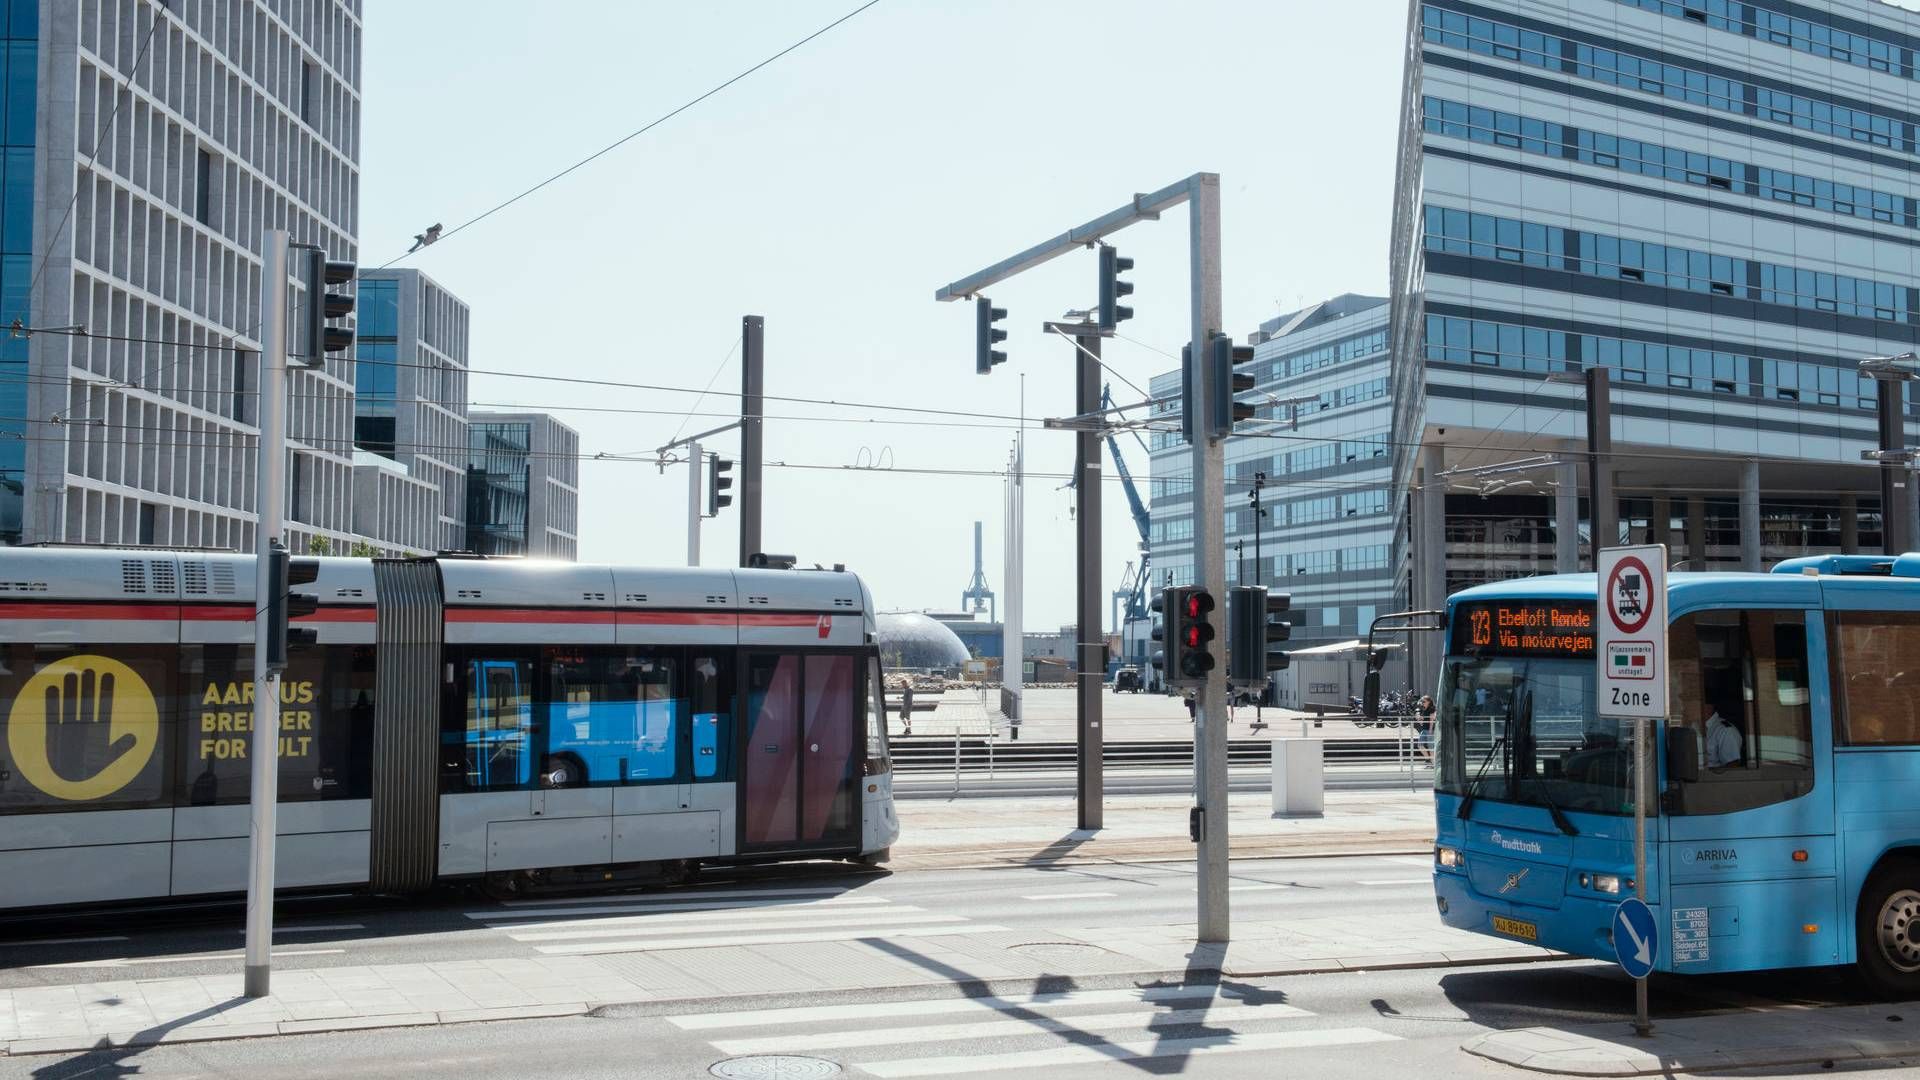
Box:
1859;354;1919;554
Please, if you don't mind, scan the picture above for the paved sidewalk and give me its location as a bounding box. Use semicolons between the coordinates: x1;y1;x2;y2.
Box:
892;787;1436;869
1464;1003;1920;1074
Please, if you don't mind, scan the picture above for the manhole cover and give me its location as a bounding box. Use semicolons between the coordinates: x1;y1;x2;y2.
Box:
1009;941;1110;961
710;1055;843;1080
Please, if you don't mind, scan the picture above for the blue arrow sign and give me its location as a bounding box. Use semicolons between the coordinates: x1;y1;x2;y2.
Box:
1613;897;1658;979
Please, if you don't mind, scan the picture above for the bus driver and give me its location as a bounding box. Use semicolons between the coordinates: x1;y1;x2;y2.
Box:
1702;699;1743;769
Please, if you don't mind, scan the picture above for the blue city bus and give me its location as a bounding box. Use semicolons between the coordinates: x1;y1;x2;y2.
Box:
1429;555;1920;994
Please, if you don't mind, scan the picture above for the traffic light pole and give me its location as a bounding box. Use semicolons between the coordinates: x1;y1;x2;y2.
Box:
1048;320;1104;831
933;172;1229;942
740;315;764;566
245;228;290;998
1186;175;1229;944
687;438;702;567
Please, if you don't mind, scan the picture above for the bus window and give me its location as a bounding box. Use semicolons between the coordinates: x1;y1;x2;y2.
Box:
1831;611;1920;745
688;653;732;782
545;651;680;785
1666;610;1813;815
0;644;174;813
454;656;533;790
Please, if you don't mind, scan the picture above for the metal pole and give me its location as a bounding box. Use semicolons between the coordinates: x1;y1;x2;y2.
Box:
1586;367;1616;563
244;228;290;999
1633;711;1651;1036
1879;378;1913;555
687;439;702;567
1187;174;1229;943
740;315;764;566
1074;327;1104;830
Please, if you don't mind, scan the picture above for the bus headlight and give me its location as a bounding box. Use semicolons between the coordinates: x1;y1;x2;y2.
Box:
1436;845;1463;869
1592;873;1623;894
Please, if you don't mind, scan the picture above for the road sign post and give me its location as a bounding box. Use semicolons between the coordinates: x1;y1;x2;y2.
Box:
1596;543;1668;1037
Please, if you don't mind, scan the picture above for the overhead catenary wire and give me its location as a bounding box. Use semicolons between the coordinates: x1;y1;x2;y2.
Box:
369;0;884;270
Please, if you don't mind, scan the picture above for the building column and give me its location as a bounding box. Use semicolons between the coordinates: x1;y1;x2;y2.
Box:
1651;493;1673;552
1686;496;1707;571
1841;493;1859;554
1740;460;1763;573
1555;457;1580;572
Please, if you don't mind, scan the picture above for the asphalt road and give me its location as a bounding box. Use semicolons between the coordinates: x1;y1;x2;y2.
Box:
4;958;1902;1079
0;853;1446;990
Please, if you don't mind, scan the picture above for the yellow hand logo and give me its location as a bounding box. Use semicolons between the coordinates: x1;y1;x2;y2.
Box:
7;656;158;801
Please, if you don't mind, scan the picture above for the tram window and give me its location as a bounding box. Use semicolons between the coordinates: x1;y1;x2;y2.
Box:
180;644;376;805
688;653;733;782
544;650;681;785
451;655;534;791
1831;610;1920;745
1666;610;1814;815
865;656;891;772
0;643;175;813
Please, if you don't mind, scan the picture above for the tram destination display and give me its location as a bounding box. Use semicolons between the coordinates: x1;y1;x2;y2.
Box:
1450;600;1596;659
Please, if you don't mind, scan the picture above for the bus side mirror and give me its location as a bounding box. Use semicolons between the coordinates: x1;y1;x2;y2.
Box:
1666;726;1699;784
1363;670;1381;721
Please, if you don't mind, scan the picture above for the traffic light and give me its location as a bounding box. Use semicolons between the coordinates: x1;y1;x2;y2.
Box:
265;542;321;671
1262;590;1293;673
1209;333;1257;437
975;296;1007;374
707;455;734;516
1097;246;1134;330
1178;587;1216;681
1179;343;1195;445
300;249;356;366
1150;589;1181;683
1230;586;1293;685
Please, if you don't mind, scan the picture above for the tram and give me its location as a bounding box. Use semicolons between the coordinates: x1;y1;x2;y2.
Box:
0;547;898;911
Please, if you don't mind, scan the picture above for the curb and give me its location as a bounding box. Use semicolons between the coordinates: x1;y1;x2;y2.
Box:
891;844;1435;872
0;949;1562;1057
1462;1023;1920;1076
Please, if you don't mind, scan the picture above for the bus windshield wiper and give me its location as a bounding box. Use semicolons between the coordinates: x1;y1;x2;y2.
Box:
1530;779;1580;836
1456;733;1506;821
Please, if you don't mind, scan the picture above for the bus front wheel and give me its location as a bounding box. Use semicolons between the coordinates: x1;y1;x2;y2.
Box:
1858;862;1920;997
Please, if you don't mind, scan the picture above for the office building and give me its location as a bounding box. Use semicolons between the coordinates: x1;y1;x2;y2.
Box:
467;410;579;559
354;267;469;551
1389;0;1920;685
18;1;364;551
1148;294;1396;651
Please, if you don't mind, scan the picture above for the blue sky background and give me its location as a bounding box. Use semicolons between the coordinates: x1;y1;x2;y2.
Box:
359;0;1414;627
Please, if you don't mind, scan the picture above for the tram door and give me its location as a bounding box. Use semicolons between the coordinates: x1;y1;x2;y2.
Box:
740;652;859;852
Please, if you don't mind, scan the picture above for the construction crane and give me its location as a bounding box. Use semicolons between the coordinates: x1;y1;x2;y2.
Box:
1101;384;1155;672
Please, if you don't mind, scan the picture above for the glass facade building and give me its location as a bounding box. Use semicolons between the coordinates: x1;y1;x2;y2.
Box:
466;411;578;559
1388;0;1920;689
0;1;33;545
1149;295;1395;652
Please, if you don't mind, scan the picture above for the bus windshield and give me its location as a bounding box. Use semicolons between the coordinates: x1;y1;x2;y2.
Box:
1435;655;1639;817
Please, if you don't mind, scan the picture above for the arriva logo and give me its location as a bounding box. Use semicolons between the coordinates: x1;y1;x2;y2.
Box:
1488;830;1545;855
6;655;159;801
1681;847;1738;865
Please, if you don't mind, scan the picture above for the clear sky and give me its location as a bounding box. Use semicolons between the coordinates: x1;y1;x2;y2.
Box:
359;0;1412;628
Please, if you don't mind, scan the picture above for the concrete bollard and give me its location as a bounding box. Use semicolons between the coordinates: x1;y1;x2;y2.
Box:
1272;737;1325;817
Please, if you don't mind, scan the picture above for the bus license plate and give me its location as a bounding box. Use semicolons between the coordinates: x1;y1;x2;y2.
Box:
1491;915;1538;941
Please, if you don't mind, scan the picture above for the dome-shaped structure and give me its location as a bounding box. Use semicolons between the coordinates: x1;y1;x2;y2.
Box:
877;612;971;671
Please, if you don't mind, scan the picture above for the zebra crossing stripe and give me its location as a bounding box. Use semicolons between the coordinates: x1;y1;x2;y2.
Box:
484;902;920;934
711;1003;1303;1055
507;912;966;942
860;1027;1400;1077
670;986;1231;1031
469;895;891;921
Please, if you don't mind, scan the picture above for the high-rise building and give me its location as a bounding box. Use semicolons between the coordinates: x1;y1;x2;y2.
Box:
18;1;364;552
1389;0;1920;684
1149;295;1395;650
466;410;579;559
354;267;469;551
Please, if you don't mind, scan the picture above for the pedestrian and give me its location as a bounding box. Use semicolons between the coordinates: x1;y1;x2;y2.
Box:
901;682;914;737
1186;694;1196;723
1416;694;1437;763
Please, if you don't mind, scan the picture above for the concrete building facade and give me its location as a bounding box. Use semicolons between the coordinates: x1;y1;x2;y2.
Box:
1149;294;1397;652
1388;0;1920;686
19;0;364;553
353;266;467;551
467;409;579;559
